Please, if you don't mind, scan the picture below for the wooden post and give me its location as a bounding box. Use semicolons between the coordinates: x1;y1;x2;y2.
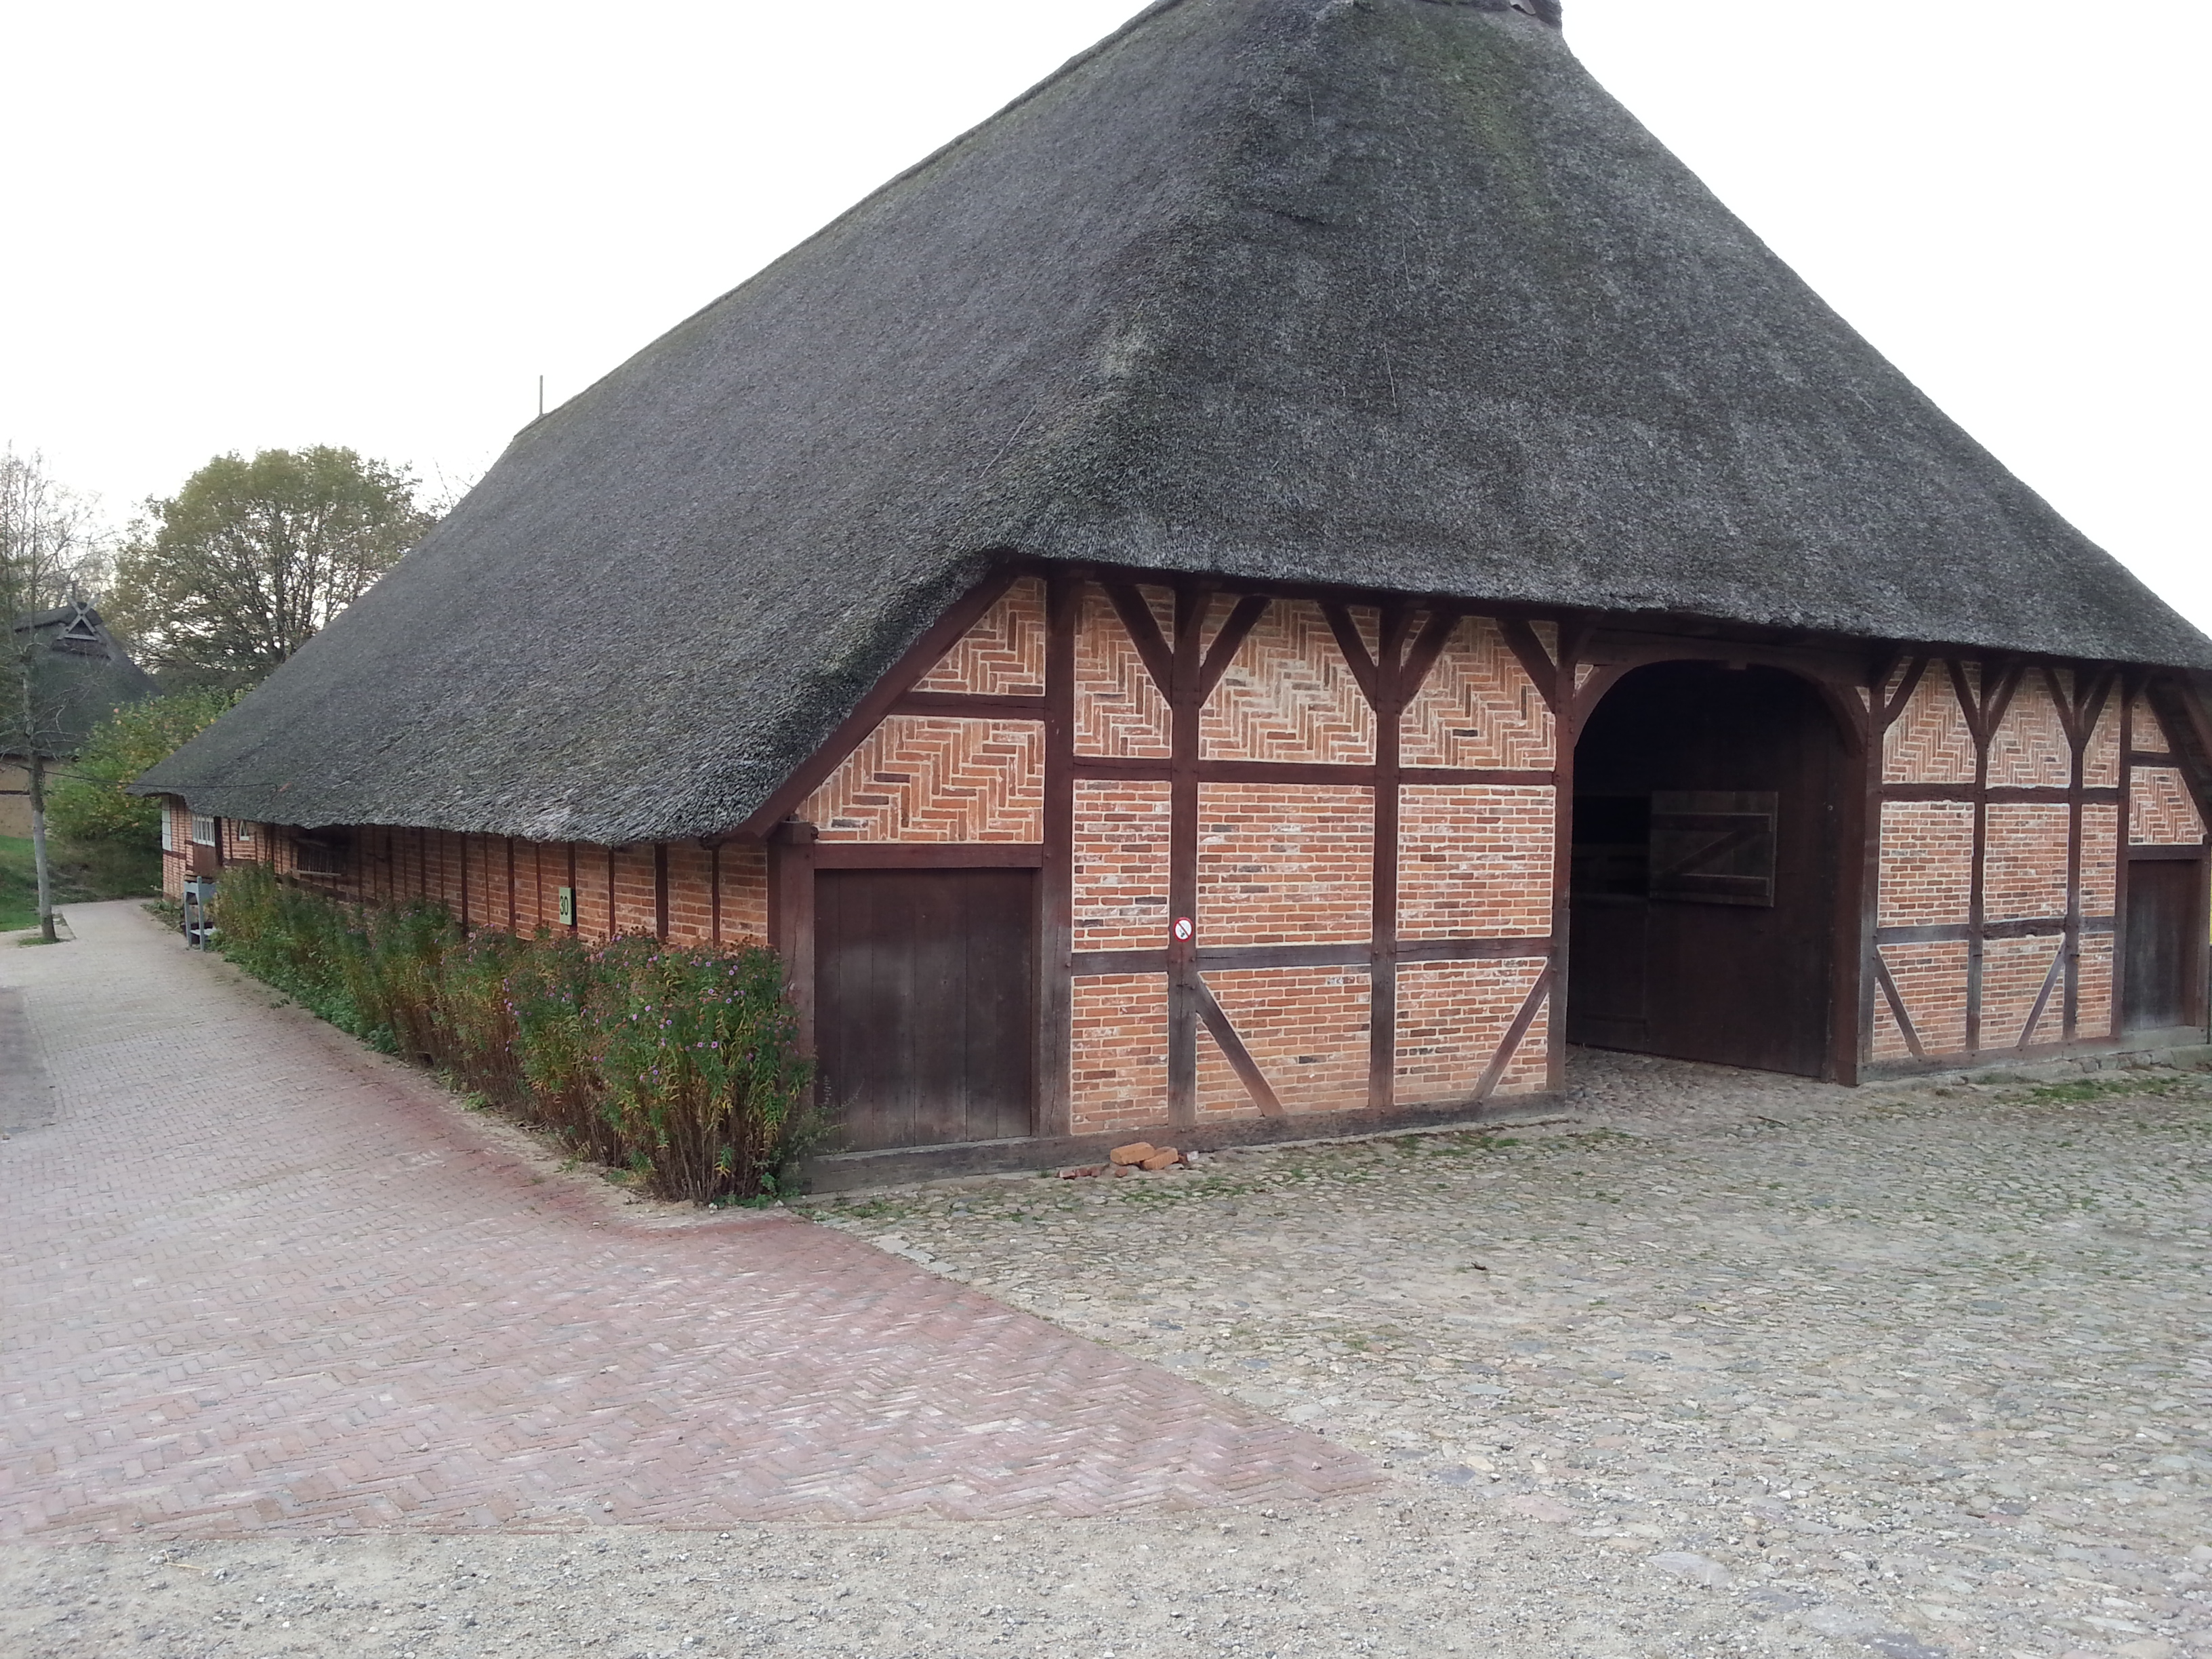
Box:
1038;573;1080;1138
2113;682;2137;1036
1165;587;1211;1130
768;820;820;1058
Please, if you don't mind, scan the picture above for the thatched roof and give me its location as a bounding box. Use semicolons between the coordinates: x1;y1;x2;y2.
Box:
140;0;2212;843
5;602;159;761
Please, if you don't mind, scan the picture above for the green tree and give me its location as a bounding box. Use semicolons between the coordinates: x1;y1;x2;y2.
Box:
45;686;241;844
106;447;434;690
3;448;105;943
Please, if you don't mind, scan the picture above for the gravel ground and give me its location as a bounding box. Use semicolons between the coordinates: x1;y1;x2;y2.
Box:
7;1051;2209;1658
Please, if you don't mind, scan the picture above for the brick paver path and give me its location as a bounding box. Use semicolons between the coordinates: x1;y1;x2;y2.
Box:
0;903;1373;1542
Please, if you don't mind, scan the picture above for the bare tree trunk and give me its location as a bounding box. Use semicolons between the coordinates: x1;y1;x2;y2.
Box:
27;750;55;943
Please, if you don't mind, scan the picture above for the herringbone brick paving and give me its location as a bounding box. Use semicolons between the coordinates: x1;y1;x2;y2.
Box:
0;903;1374;1544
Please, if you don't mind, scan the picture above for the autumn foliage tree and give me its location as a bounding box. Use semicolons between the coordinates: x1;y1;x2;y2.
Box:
107;447;434;691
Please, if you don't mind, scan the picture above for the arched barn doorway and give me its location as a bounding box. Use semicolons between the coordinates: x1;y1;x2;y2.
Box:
1567;662;1847;1078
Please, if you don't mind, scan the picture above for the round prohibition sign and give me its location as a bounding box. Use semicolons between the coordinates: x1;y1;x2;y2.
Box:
1171;916;1195;943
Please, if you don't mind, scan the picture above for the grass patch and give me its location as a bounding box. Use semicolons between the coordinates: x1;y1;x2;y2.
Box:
2021;1074;2212;1105
1;833;163;930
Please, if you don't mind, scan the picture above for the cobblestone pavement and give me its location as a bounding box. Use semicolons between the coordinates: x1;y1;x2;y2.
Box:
800;1056;2212;1659
7;903;2210;1658
0;903;1372;1547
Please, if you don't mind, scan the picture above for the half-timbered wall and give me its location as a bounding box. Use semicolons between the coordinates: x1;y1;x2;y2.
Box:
1866;661;2202;1063
785;576;1561;1132
159;569;2212;1147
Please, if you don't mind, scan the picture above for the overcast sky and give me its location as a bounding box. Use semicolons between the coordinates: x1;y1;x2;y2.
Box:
5;1;2205;628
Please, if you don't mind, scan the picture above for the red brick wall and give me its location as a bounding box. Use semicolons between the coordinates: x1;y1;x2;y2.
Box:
1194;967;1371;1120
1398;784;1553;940
1872;665;2135;1061
1074;587;1172;758
1195;783;1373;947
1395;958;1551;1102
916;577;1047;695
1073;779;1170;953
1070;975;1170;1133
1877;800;1975;929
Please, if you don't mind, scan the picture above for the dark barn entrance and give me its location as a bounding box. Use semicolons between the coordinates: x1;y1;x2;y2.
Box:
1568;663;1845;1077
815;868;1038;1151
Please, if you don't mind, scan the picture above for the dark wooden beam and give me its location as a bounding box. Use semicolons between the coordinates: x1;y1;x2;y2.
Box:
1193;976;1285;1118
1475;970;1553;1101
1103;582;1175;695
1497;619;1559;714
1871;956;1927;1061
1166;587;1211;1128
811;843;1047;869
738;566;1022;838
767;821;819;1059
892;692;1050;720
1196;594;1272;704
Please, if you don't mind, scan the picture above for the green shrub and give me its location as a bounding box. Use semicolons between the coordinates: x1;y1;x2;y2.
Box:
209;865;817;1202
45;687;243;845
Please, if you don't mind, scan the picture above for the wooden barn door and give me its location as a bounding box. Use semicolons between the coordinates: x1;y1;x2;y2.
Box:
814;869;1038;1150
2123;851;2209;1035
1568;663;1844;1077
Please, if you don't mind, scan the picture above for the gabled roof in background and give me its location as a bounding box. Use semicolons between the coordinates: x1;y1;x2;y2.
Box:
6;602;160;760
140;0;2212;843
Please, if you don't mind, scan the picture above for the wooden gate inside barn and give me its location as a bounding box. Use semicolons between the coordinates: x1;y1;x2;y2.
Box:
1568;663;1845;1077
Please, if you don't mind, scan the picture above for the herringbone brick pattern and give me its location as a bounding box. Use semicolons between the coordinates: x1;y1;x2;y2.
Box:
1401;615;1555;771
915;577;1048;696
2132;694;2171;754
804;716;1046;842
1073;588;1171;757
1986;676;2072;789
2085;700;2123;785
1883;668;1978;785
1200;599;1374;764
2131;766;2205;846
0;905;1376;1544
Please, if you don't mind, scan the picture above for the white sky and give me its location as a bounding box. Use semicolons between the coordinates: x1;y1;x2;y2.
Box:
4;1;2205;628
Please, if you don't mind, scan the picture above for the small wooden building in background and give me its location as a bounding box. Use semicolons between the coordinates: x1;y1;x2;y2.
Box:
142;0;2212;1179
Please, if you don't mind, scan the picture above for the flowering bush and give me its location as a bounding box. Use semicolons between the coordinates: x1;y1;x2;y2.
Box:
211;865;817;1202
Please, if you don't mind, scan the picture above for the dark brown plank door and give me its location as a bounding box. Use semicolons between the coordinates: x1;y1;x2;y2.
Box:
2123;857;2209;1033
814;869;1038;1151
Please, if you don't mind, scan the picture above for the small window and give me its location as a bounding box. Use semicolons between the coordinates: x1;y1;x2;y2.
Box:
191;813;216;846
235;821;255;844
1650;791;1778;907
161;811;176;853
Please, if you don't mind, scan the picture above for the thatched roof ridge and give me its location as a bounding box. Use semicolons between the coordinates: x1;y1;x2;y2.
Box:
6;603;160;760
140;0;2212;842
